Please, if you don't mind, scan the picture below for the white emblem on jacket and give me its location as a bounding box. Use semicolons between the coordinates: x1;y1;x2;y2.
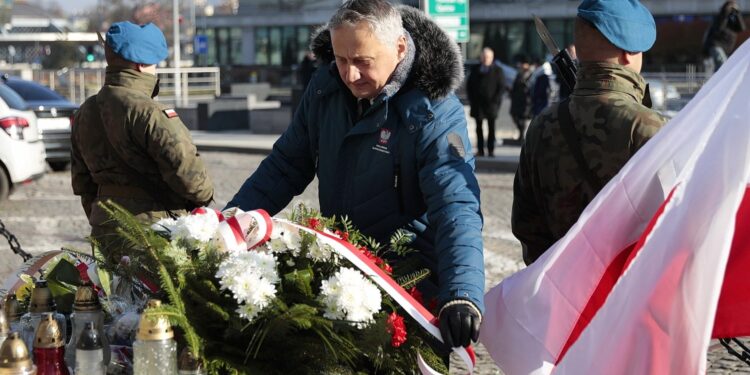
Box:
372;128;392;154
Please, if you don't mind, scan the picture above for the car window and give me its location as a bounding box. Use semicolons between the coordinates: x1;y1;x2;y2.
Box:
6;80;66;101
0;83;27;110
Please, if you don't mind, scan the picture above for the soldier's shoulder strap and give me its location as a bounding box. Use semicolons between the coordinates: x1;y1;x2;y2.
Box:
557;99;603;192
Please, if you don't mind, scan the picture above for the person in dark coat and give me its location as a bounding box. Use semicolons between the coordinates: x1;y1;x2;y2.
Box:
510;54;532;141
531;59;552;117
467;47;505;157
298;50;318;89
227;0;484;351
704;1;746;71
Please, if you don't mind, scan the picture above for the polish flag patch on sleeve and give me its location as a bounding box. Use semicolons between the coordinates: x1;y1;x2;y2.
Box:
163;109;179;118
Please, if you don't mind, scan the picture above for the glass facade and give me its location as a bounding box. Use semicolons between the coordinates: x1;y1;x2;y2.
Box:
254;25;315;66
467;19;575;64
196;27;243;66
195;2;746;72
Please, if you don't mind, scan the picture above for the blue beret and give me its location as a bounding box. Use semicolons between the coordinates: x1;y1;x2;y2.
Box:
106;21;168;65
578;0;656;53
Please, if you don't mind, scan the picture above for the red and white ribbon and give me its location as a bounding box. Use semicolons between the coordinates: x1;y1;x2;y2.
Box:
216;209;274;252
191;207;226;222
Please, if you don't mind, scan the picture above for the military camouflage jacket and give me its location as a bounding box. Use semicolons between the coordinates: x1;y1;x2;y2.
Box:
512;62;667;265
71;67;213;221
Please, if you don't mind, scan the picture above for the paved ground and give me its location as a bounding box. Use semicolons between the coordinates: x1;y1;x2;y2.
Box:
0;150;746;374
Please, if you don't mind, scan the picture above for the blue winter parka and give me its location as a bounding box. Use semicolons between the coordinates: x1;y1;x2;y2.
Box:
227;6;485;312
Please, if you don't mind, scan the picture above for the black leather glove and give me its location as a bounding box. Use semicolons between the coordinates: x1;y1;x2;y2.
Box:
438;299;482;348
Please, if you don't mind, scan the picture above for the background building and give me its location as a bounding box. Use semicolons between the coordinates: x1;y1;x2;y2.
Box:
467;0;750;70
196;0;418;85
0;1;97;67
195;0;750;85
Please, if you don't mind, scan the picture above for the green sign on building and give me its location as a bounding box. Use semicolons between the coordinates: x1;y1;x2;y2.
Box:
422;0;469;43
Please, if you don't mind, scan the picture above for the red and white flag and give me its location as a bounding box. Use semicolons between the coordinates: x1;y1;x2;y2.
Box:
480;40;750;375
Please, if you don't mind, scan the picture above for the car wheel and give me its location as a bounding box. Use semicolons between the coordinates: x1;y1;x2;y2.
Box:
49;161;70;171
0;169;9;201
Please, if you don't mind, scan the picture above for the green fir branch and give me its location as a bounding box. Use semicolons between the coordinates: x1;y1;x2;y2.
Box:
360;236;383;254
388;229;416;257
395;269;431;290
142;305;202;356
182;288;231;322
98;201;160;250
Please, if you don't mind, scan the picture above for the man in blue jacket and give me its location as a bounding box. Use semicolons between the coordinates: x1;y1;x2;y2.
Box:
227;0;484;349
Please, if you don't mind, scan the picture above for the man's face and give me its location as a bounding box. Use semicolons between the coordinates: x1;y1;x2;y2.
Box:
331;21;405;99
481;49;494;66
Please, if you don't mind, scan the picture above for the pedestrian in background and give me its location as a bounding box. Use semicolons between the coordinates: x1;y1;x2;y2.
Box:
71;21;214;264
703;1;746;72
298;50;318;90
510;54;532;141
531;57;554;118
512;0;668;265
467;47;505;157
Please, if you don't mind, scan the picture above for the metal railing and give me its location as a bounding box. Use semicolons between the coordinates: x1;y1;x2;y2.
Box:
642;65;711;115
27;67;221;107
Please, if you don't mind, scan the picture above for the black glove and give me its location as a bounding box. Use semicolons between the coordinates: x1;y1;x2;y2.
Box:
438;300;482;348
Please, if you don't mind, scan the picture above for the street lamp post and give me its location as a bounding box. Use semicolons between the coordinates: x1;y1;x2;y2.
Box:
201;5;214;67
173;0;182;107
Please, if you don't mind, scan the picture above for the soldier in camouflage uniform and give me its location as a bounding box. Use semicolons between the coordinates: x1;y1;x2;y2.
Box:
512;0;668;265
71;22;213;263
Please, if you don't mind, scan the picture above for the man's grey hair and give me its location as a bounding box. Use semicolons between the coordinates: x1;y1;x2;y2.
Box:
328;0;405;47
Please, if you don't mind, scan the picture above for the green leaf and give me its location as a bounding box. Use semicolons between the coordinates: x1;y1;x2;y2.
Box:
285;304;318;330
18;273;34;285
97;268;112;297
283;269;314;298
46;259;83;286
46;279;77;314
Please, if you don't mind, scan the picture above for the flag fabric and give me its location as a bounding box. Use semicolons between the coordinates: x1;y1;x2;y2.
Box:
480;40;750;375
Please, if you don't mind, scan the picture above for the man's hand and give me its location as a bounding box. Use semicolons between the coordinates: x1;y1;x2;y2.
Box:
438;299;482;348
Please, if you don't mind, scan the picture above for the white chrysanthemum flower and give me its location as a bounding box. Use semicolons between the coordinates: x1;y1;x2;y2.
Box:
266;238;288;253
306;239;338;264
319;267;381;328
155;212;221;243
216;252;280;323
179;212;221;242
281;229;302;251
236;303;261;321
152;218;178;233
264;227;302;255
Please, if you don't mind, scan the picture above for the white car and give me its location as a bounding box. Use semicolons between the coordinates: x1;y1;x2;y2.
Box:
0;83;47;200
646;79;682;118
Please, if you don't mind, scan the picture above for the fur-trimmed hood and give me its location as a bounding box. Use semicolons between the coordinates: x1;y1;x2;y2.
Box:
310;5;464;100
